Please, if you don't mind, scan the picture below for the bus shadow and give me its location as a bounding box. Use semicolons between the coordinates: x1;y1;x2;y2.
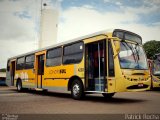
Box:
84;95;147;104
150;88;160;92
12;89;147;104
20;89;72;98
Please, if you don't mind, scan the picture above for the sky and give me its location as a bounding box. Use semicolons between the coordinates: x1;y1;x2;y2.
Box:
0;0;160;68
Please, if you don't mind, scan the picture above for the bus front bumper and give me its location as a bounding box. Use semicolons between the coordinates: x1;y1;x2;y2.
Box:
124;77;151;92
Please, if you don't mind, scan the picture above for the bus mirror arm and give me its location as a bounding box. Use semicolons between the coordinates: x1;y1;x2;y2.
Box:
113;51;120;58
113;40;120;58
32;68;35;73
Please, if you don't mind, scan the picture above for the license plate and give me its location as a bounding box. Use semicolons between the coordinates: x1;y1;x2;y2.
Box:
138;83;143;87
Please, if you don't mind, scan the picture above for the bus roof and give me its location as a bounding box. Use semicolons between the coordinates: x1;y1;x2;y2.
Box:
8;29;112;60
7;29;141;60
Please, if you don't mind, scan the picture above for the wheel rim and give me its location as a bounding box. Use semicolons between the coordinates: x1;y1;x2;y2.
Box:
73;83;80;96
18;83;21;90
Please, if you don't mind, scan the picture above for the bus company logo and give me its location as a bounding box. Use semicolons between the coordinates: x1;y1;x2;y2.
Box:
59;69;66;74
49;69;66;74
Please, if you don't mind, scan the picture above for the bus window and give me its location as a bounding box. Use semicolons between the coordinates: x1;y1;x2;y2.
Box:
16;57;25;70
38;55;44;75
108;42;115;76
25;54;35;69
63;42;83;64
46;47;62;66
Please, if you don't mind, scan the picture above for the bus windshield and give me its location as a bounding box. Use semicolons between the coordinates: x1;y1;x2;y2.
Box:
119;41;148;70
153;61;160;76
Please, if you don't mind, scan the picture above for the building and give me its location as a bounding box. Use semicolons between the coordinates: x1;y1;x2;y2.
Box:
0;72;6;85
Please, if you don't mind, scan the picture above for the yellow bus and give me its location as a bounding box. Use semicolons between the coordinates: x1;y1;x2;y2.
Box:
6;29;151;99
148;54;160;88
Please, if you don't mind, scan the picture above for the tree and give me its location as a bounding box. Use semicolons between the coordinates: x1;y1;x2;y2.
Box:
0;68;6;72
143;40;160;60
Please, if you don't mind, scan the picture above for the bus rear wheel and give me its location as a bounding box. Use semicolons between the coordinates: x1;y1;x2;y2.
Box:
102;93;115;99
17;80;22;92
71;80;84;100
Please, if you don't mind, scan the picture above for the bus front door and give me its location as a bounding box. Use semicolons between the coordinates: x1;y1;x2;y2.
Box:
85;40;106;91
37;54;44;88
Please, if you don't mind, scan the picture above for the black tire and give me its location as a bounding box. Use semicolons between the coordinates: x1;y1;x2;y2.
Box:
102;93;115;99
17;80;22;92
71;80;84;100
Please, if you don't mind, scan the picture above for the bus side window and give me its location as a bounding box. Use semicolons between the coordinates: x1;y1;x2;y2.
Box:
16;57;25;70
46;47;62;66
63;42;83;64
108;41;115;76
25;54;35;69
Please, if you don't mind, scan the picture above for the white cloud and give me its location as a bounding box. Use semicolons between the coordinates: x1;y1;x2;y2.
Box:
103;0;110;3
124;5;159;15
57;6;139;42
57;4;160;44
115;1;122;6
0;13;35;41
0;0;39;68
0;0;60;68
0;40;36;68
0;0;160;68
0;0;38;41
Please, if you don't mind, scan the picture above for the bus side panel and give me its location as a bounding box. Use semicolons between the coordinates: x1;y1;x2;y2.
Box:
112;55;125;92
43;65;74;91
15;70;24;87
22;69;35;88
108;40;125;93
6;71;11;86
43;54;85;92
74;57;85;83
152;75;160;88
14;69;35;88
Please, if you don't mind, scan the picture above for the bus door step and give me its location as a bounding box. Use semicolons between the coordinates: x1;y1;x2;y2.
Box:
35;88;43;91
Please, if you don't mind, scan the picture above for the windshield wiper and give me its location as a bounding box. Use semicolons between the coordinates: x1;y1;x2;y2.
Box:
134;44;140;60
123;42;137;63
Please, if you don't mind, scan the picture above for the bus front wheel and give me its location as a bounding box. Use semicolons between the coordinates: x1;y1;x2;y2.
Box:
71;80;84;100
102;93;115;99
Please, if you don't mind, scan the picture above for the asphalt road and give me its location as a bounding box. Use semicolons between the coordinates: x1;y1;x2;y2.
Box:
0;86;160;114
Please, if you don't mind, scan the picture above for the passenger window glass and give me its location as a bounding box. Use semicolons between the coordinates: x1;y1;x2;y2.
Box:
46;47;62;66
25;55;35;69
16;57;25;70
108;42;115;76
63;42;83;64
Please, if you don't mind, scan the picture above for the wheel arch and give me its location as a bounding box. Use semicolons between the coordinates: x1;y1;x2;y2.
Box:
68;76;84;91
